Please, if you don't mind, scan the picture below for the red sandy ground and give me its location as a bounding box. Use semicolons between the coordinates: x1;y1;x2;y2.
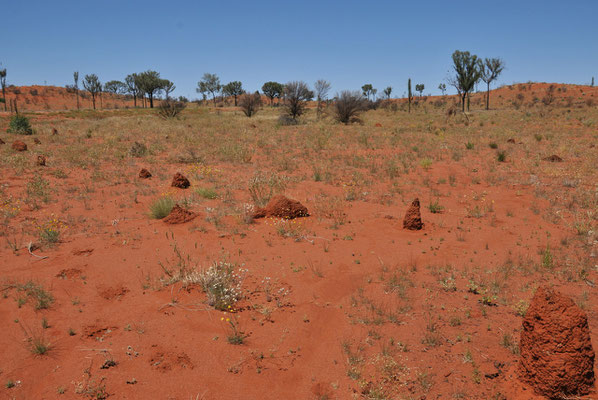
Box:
0;84;597;399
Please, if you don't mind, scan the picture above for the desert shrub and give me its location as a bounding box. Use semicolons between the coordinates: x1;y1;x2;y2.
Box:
238;92;262;117
283;81;313;120
497;150;507;162
277;114;298;126
129;141;147;157
334;91;366;124
7;115;33;135
191;262;245;310
149;196;175;219
248;172;286;207
157;99;186;119
196;187;218;199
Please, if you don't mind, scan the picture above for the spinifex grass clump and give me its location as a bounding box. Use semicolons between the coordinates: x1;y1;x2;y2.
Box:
7;115;33;135
149;196;175;219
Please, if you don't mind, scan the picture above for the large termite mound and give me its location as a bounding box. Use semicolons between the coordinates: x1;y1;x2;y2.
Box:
163;205;197;224
403;198;423;230
253;195;309;220
519;286;595;399
171;173;190;188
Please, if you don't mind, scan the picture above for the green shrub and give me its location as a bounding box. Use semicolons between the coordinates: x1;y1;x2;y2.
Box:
149;196;175;219
7;115;33;135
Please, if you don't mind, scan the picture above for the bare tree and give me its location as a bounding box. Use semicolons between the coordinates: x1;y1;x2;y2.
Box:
314;79;331;118
480;58;505;110
284;81;313;120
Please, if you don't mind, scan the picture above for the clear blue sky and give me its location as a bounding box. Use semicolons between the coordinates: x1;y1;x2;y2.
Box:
2;0;597;99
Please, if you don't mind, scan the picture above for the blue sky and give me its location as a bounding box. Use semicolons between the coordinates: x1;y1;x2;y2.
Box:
2;0;597;99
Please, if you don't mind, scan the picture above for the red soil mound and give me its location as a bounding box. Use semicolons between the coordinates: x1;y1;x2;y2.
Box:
12;140;27;151
36;155;46;166
543;154;563;162
52;128;58;135
403;198;423;230
253;195;309;219
33;137;41;144
0;138;5;145
519;286;595;398
171;172;190;188
139;168;152;179
163;205;197;224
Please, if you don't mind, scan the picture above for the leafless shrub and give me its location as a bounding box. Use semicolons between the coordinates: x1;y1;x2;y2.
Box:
238;92;262;117
334;91;366;124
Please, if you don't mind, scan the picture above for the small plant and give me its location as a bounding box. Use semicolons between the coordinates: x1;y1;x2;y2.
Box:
542;244;553;268
428;200;444;214
222;313;247;345
465;141;474;149
5;380;15;388
129;141;148;157
195;262;246;310
489;142;498;149
26;174;52;206
149;196;175;219
195;187;218;199
419;158;433;170
38;217;64;245
497;151;507;162
7;114;33;135
248;172;286;207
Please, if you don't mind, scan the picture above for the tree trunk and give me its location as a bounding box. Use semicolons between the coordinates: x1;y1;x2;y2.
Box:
408;97;411;113
234;95;238;106
149;94;154;108
486;82;490;110
2;87;6;111
92;95;96;110
76;90;79;110
461;93;466;112
133;94;137;107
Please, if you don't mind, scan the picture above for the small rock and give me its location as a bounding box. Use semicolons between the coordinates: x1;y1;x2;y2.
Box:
12;141;27;152
139;168;152;179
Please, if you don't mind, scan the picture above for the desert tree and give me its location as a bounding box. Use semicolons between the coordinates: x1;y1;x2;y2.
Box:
480;58;505;110
197;73;221;105
0;68;6;111
314;79;331;118
162;80;176;100
592;77;595;87
284;81;313;120
82;74;102;109
73;71;80;110
124;73;141;107
261;81;283;106
383;86;392;99
222;81;244;106
361;84;374;101
239;91;262;117
334;91;366;124
415;83;425;97
136;70;164;108
407;78;412;113
438;83;446;96
451;50;482;112
104;80;125;94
